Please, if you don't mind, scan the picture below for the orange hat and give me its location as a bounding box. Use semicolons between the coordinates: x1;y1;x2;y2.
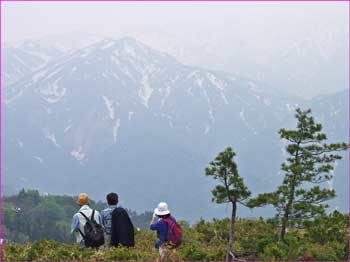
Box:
77;193;89;206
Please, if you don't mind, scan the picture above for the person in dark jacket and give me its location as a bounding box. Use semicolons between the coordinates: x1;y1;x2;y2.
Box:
110;194;135;247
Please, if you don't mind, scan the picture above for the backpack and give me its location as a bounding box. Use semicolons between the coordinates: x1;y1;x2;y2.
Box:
78;210;105;248
163;216;182;248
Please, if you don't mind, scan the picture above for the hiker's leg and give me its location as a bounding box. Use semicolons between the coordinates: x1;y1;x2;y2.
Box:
104;234;111;247
159;246;166;261
159;245;171;261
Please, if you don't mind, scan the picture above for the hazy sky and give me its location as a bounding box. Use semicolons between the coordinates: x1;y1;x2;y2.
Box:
2;2;348;98
3;2;347;43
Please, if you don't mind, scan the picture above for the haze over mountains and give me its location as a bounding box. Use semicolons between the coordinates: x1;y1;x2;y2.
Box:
136;24;348;99
3;35;348;221
5;2;347;98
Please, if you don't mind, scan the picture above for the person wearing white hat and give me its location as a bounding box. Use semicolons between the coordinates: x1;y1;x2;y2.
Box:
150;202;180;261
150;202;171;243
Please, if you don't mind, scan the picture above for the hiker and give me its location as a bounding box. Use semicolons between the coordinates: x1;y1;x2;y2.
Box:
150;202;182;261
71;193;104;248
109;193;135;247
101;192;119;247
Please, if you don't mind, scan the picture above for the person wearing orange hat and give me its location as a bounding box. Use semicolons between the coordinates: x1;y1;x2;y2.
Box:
71;193;103;245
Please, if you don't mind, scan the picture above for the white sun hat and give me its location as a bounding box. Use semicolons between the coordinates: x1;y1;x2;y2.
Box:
155;202;170;216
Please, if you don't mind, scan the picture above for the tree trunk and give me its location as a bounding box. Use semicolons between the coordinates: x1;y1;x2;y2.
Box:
280;145;299;241
279;209;289;241
226;201;237;262
279;187;294;241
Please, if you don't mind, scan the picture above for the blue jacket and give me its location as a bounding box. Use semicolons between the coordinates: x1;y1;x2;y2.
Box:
101;205;118;235
150;218;168;248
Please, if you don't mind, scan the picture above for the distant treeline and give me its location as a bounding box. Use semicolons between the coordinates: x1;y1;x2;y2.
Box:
2;189;152;243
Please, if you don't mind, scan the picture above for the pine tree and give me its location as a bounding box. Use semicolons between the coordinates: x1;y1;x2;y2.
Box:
248;108;348;241
205;147;251;261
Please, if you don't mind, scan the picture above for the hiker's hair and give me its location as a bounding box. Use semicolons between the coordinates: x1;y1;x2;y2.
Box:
106;192;118;205
159;213;171;219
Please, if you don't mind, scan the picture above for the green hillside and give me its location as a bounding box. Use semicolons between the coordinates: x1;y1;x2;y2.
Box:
2;189;152;243
2;189;348;260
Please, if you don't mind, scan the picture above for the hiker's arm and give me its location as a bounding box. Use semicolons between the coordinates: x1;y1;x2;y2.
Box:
149;208;158;227
150;212;159;229
150;216;157;226
101;211;106;227
98;212;103;225
71;214;79;233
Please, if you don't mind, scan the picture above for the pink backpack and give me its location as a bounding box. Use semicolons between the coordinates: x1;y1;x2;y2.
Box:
163;216;182;248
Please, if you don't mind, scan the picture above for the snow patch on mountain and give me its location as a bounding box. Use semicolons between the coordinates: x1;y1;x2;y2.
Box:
101;42;115;50
209;109;215;123
249;81;261;93
124;45;137;58
4;89;25;104
200;88;215;123
239;109;257;135
43;130;60;147
154;113;174;128
112;73;120;80
71;146;85;161
23;49;51;67
38;76;66;103
207;72;225;91
64;124;72;133
196;78;204;87
33;156;43;163
138;75;153;108
102;96;115;120
32;70;47;82
204;124;211;135
160;84;172;107
80;46;94;58
166;118;174;128
43;67;63;82
113;49;120;57
187;70;204;90
221;93;229;105
264;98;271;106
330;109;341;116
128;112;134;121
235;94;251;107
113;119;121;143
120;65;134;80
253;94;261;101
13;54;28;68
17;140;24;148
45;107;52;115
187;70;199;80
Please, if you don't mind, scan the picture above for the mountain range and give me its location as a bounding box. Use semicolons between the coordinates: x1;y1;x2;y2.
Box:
3;36;348;221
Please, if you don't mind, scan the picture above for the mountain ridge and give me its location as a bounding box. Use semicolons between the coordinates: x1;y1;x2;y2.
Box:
3;37;348;221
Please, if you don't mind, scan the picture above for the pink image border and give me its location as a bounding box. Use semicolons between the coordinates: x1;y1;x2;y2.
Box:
0;0;348;261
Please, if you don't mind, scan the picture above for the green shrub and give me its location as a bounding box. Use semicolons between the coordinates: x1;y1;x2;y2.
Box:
2;214;347;261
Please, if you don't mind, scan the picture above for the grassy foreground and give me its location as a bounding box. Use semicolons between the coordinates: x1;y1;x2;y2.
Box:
2;213;348;261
